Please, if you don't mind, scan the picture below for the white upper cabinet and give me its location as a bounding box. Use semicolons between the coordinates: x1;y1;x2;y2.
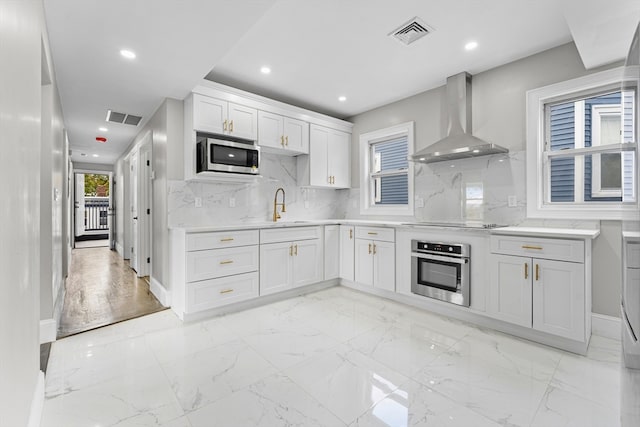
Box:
258;111;309;155
193;94;257;140
298;124;351;188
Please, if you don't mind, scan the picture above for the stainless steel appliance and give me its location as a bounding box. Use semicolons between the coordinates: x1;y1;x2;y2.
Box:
196;134;260;175
411;240;470;306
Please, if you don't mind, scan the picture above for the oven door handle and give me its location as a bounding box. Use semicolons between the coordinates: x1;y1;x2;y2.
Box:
411;252;469;265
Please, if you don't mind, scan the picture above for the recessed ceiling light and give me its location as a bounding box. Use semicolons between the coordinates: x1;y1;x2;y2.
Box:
472;149;480;153
92;154;99;158
465;41;478;51
419;157;426;161
260;66;271;74
338;96;347;102
99;127;108;132
450;164;455;168
120;49;136;59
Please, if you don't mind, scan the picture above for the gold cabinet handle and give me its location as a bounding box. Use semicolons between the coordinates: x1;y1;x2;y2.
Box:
223;119;228;131
285;136;289;146
328;176;331;184
294;244;298;256
349;229;353;239
220;237;234;242
219;260;234;265
220;289;234;294
368;243;372;254
373;243;377;255
535;264;540;281
332;176;335;184
524;263;528;279
229;120;234;132
289;245;293;256
367;232;378;236
281;135;285;147
522;245;543;250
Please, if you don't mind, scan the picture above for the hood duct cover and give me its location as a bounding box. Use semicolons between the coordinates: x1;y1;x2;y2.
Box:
409;72;508;163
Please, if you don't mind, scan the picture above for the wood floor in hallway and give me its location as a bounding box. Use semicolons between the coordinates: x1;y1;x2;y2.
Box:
58;247;166;338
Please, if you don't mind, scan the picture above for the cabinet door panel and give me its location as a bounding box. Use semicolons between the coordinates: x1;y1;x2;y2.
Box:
324;226;340;280
228;103;257;140
533;258;584;340
292;239;323;288
355;239;374;286
260;242;291;296
488;254;532;327
283;117;309;154
339;226;355;281
328;129;351;188
373;241;395;291
258;111;284;149
309;124;329;186
193;94;226;134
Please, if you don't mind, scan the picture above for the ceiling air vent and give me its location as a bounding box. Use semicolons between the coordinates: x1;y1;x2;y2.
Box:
106;109;142;126
389;16;433;45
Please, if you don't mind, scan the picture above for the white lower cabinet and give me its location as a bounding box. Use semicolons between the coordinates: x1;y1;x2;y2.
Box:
259;227;323;296
488;235;587;341
353;226;395;291
339;225;355;281
324;225;340;280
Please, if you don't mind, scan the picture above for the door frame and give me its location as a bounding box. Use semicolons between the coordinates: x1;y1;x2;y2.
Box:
72;169;113;248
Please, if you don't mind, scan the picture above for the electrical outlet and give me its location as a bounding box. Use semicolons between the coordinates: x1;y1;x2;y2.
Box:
194;197;202;208
415;197;425;208
508;195;517;207
229;197;236;208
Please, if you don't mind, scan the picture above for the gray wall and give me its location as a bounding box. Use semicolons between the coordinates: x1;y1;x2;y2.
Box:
347;42;624;317
0;1;46;424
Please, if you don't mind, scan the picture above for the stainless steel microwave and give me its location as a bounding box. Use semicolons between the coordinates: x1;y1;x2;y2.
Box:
196;135;260;175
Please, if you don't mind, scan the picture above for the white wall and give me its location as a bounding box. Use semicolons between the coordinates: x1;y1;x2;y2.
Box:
346;41;624;317
0;0;46;425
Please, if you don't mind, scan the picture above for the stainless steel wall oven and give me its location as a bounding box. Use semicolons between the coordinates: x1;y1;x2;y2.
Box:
411;240;470;307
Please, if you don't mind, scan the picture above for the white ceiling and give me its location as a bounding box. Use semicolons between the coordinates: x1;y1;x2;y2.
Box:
43;0;640;166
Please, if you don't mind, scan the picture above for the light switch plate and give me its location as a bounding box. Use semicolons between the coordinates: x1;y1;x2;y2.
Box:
415;197;425;208
508;195;517;207
194;197;202;208
229;197;236;208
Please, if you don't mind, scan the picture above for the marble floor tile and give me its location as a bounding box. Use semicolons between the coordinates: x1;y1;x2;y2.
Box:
349;379;502;427
187;373;346;427
160;339;277;412
530;385;620;427
347;324;452;377
42;365;183;427
285;344;409;424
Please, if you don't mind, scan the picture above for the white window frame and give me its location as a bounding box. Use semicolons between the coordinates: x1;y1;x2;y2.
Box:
359;121;414;216
591;104;623;198
526;66;639;220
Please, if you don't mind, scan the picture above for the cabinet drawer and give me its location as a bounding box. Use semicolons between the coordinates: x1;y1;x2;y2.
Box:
626;241;640;268
260;226;321;244
187;229;258;251
186;272;259;313
355;226;395;243
186;245;258;282
490;235;584;263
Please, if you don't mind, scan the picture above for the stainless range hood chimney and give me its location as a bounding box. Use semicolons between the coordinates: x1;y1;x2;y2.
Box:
409;72;508;163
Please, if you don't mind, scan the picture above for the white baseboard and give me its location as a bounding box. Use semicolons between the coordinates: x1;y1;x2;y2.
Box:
150;276;171;307
27;371;44;427
39;319;57;344
592;313;621;341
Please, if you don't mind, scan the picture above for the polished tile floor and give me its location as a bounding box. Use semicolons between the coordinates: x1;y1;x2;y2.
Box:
42;286;639;427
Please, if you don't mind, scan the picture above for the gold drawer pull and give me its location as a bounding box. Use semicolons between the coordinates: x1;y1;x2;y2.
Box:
220;260;234;265
281;135;285;146
524;263;528;279
220;237;234;242
220;289;234;294
285;136;289;146
368;232;378;235
522;245;543;250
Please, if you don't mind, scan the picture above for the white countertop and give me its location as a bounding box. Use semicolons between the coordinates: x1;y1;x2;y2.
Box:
491;226;600;239
623;231;640;241
171;220;600;239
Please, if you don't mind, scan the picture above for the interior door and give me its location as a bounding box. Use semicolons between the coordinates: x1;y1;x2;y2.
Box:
108;174;115;250
130;152;138;272
137;142;151;277
74;173;85;238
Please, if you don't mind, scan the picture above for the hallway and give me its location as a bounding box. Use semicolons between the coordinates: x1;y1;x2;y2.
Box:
58;247;166;338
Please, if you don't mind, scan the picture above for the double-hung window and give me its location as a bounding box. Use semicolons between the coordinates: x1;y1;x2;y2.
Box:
360;122;414;215
526;67;638;219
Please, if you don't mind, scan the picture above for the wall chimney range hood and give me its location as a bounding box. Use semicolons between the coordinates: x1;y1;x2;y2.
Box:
410;72;508;163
